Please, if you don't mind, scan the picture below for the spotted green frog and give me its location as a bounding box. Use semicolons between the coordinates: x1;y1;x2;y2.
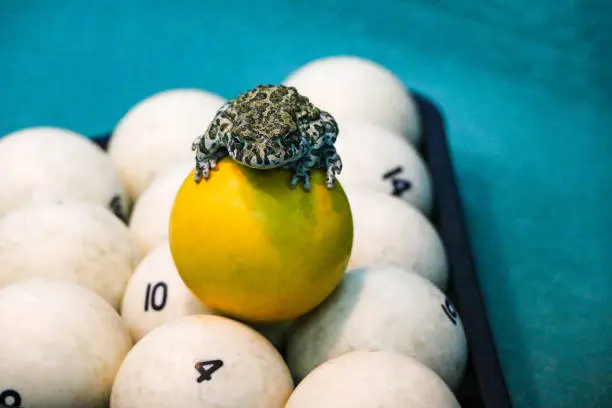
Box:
191;84;342;190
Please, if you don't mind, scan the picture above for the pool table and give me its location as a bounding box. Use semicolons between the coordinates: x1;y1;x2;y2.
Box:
1;2;611;407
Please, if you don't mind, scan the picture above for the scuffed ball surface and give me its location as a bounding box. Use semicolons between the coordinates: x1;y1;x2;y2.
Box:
110;315;294;408
0;279;133;408
0;201;140;309
286;350;460;408
0;126;130;220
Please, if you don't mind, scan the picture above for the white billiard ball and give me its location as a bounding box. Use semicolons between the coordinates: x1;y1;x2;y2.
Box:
107;88;226;199
128;161;193;257
285;350;460;408
335;121;433;214
344;188;448;290
0;126;130;220
0;201;140;310
110;315;294;408
120;242;217;342
283;55;421;146
286;265;468;390
0;279;133;408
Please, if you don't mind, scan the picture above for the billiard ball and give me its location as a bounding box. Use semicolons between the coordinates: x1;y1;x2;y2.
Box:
283;55;421;146
0;201;140;309
107;88;226;200
285;350;460;408
0;126;129;221
0;279;133;408
110;315;294;408
120;242;217;342
128;161;193;257
286;265;468;390
343;188;448;290
334;120;433;215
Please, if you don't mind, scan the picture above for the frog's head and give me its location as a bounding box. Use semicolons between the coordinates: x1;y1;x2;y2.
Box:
227;108;307;169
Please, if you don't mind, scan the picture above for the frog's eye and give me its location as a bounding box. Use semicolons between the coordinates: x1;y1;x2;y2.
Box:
231;135;242;145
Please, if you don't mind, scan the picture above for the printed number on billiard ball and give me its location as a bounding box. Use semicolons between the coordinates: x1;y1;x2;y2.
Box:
0;389;21;407
195;360;224;383
441;298;459;326
144;281;168;312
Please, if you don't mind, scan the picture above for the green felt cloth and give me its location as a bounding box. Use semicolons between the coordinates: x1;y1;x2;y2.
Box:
1;2;611;407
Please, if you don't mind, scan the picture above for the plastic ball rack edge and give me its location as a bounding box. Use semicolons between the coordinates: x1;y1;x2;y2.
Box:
91;90;514;408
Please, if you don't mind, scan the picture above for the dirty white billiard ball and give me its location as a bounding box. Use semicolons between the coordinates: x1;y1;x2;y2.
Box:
285;350;460;408
0;279;133;408
0;126;130;220
286;265;468;390
110;315;294;408
283;55;421;146
335;121;433;214
120;242;216;342
107;88;226;200
128;161;194;257
0;201;140;309
344;188;448;290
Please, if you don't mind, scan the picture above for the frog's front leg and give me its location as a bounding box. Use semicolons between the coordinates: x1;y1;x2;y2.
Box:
300;111;342;189
191;132;226;183
319;145;343;189
317;112;342;188
192;102;234;183
318;111;339;145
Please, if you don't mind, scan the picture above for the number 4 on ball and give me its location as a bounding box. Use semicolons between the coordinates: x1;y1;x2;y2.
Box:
195;359;224;383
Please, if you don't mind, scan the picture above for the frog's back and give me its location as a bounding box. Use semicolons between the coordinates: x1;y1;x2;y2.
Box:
235;85;302;109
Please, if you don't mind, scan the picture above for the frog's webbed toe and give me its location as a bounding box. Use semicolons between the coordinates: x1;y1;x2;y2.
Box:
193;149;228;183
289;171;311;191
284;159;314;191
194;152;212;183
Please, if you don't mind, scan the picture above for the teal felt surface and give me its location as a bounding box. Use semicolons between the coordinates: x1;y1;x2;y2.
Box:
1;1;611;407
